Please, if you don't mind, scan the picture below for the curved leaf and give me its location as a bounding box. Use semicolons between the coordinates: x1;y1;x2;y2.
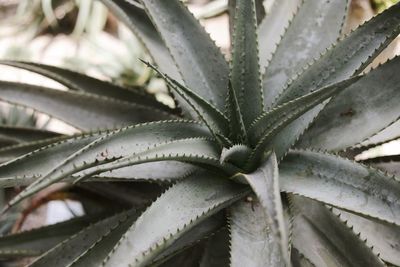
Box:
358;119;400;147
92;161;200;183
0;125;61;143
76;138;229;183
29;209;139;267
248;76;360;146
4;121;213;208
0;132;104;188
0;214;105;258
140;0;229;112
258;0;302;70
0;60;173;113
332;208;400;266
247;77;360;163
102;173;249;267
0;81;172;130
291;195;385;267
98;0;180;80
263;0;349;108
268;3;400;159
143;61;230;144
299;56;400;150
0;135;72;163
280;150;400;226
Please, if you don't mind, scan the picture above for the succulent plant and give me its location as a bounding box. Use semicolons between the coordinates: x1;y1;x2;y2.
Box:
0;0;400;266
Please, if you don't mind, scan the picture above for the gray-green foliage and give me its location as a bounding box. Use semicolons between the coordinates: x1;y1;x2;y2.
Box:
0;0;399;266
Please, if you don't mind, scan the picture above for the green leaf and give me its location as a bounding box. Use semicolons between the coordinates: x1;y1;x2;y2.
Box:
102;173;249;267
98;0;180;80
230;0;263;127
92;161;200;183
246;77;360;164
229;197;285;266
0;81;173;130
140;0;229;112
142;61;230;145
0;132;104;188
291;195;385;267
4;121;213;208
299;56;400;150
233;153;290;266
263;0;349;108
0;125;61;144
0;214;105;258
74;138;227;182
226;81;247;144
266;3;400;159
280;150;400;226
258;0;302;70
29;209;139;267
277;3;400;104
0;60;172;113
248;76;360;146
332;208;400;266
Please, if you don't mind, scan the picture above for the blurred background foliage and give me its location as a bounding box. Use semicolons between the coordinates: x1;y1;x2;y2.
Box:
371;0;399;12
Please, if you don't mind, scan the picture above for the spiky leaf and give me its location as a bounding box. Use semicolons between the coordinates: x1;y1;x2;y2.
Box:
0;81;172;130
258;0;302;70
0;60;172;112
263;0;349;108
230;0;263;127
0;214;104;258
140;0;229;112
102;173;249;266
268;3;400;158
299;56;400;150
234;152;289;265
230;198;285;267
280;150;400;226
29;209;139;267
291;195;385;267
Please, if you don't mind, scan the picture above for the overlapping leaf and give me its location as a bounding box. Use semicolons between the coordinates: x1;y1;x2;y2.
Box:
3;121;213;208
140;0;229;113
280;150;400;226
0;81;172;130
291;195;385;267
263;0;349;108
230;0;263;127
267;3;400;158
299;56;400;150
0;214;105;258
0;60;172;113
102;174;249;267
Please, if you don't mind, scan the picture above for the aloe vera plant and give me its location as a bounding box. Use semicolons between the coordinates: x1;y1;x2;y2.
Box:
0;0;400;266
